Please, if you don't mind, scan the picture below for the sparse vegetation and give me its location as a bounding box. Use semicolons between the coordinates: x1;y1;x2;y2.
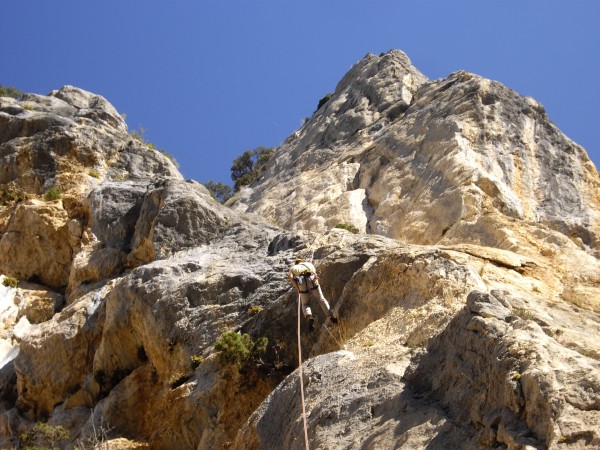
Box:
43;187;62;201
0;84;24;99
2;276;19;288
204;181;234;204
0;189;28;206
88;169;101;179
160;150;179;168
230;146;275;191
129;126;146;143
191;355;205;369
111;173;128;182
20;422;70;450
514;307;534;320
204;146;275;202
316;92;333;112
129;126;179;168
248;305;264;316
327;318;350;348
22;103;34;111
335;223;359;234
75;417;114;450
168;372;191;389
214;330;268;367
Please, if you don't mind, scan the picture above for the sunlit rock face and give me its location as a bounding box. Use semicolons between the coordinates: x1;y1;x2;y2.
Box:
0;51;599;450
234;52;599;259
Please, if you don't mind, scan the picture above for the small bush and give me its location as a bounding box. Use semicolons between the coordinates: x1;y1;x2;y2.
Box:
335;223;359;234
190;355;205;369
326;318;350;348
43;187;62;201
316;92;333;112
0;190;27;206
214;330;268;367
0;85;24;99
168;372;190;389
20;422;70;450
248;305;264;316
204;181;234;204
22;103;34;111
88;169;101;179
231;147;275;191
2;276;19;288
514;308;533;320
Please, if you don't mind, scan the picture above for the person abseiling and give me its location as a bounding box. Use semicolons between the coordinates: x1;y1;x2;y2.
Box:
288;258;338;332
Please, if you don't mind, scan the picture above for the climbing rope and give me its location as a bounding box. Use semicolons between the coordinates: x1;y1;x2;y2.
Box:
297;294;310;450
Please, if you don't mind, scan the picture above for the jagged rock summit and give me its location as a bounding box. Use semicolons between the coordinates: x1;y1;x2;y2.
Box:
0;50;599;449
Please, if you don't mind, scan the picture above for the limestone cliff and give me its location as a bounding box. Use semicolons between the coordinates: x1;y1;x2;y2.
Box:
0;50;599;450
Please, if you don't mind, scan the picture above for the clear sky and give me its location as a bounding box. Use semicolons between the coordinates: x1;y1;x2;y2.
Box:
2;1;599;185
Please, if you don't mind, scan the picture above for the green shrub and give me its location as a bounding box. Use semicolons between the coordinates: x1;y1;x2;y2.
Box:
0;190;27;206
316;92;333;111
0;85;24;99
43;187;62;201
231;146;275;191
204;181;234;204
20;422;69;450
88;169;101;179
248;305;264;316
190;355;205;369
214;330;268;367
335;223;359;234
2;276;19;288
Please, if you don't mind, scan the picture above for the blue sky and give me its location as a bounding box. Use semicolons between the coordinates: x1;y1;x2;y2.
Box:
2;1;599;185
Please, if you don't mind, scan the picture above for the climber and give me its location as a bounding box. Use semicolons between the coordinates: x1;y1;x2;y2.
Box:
288;258;338;332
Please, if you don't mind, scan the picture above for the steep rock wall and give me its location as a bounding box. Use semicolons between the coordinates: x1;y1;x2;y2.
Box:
233;53;600;260
0;51;599;450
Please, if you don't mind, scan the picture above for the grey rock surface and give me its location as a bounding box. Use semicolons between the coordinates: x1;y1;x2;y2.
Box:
1;51;600;450
233;55;600;259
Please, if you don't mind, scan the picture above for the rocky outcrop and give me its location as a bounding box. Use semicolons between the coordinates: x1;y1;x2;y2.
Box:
0;86;183;293
405;290;600;448
233;53;600;259
1;50;599;450
232;259;600;450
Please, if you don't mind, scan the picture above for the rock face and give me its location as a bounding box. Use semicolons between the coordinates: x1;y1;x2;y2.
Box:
233;52;600;257
0;51;599;450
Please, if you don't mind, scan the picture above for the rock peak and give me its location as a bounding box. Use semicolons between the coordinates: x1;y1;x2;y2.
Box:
1;50;599;450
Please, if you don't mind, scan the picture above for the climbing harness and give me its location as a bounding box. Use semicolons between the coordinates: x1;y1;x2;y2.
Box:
297;293;310;450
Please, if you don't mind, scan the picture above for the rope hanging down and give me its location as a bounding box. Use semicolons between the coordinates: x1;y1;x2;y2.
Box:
297;294;310;450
